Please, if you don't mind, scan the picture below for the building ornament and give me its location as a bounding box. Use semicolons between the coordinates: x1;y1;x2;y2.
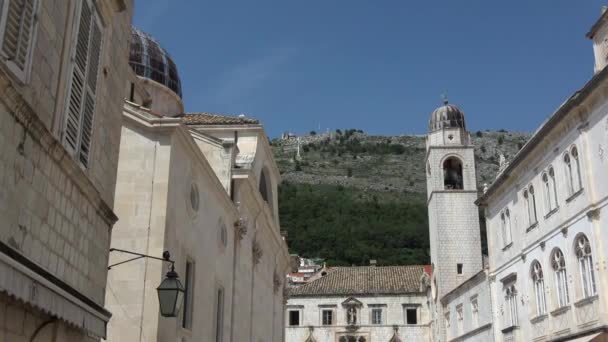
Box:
586;208;601;221
234;218;248;240
599;144;605;162
273;271;282;294
561;226;569;237
252;240;263;265
540;241;546;251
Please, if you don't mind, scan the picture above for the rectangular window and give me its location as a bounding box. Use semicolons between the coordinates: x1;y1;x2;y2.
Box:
457;263;463;275
0;0;38;81
182;260;195;329
62;0;102;168
456;305;464;336
322;309;333;325
215;287;224;342
289;310;300;326
371;308;382;325
471;297;479;328
406;307;418;324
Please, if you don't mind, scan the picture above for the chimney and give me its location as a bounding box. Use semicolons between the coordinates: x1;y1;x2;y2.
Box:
370;260;377;267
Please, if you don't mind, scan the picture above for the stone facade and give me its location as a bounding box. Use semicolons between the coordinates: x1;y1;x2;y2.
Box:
286;295;430;342
0;0;132;340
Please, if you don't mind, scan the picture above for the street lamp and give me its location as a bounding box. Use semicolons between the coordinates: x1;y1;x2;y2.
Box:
156;263;185;317
108;249;185;318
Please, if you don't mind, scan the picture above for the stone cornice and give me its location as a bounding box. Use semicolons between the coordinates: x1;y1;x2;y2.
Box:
0;71;118;226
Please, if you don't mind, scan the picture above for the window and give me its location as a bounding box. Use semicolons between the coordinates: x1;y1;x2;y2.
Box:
405;307;418;325
371;308;382;325
531;261;547;316
288;310;300;326
62;0;103;168
551;248;570;308
575;234;597;298
445;312;451;338
0;0;38;81
505;284;518;327
443;157;463;190
549;167;558;208
501;209;512;246
564;146;583;196
322;309;333;325
524;186;538;226
542;169;558;213
182;260;195;329
215;286;224;342
457;263;463;275
456;305;464;336
471;297;479;328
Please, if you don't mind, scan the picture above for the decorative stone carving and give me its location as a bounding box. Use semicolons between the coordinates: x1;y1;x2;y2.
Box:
561;226;568;237
273;271;282;294
540;241;546;251
234;218;247;240
252;240;263;265
587;208;601;221
599;144;605;162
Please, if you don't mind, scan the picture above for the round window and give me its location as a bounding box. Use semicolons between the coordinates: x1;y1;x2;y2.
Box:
190;183;199;212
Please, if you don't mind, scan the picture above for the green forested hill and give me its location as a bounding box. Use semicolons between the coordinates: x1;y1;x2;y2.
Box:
273;130;529;266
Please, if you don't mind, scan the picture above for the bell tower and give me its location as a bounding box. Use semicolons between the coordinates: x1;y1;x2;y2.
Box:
425;99;483;340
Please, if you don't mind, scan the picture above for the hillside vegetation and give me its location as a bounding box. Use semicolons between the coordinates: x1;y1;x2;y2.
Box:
273;130;529;266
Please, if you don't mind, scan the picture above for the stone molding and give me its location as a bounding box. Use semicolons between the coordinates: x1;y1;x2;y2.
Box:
0;71;118;225
234;218;248;240
252;240;263;266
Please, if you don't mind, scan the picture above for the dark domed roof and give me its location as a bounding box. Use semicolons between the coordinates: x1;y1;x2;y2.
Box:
429;100;466;132
129;27;182;98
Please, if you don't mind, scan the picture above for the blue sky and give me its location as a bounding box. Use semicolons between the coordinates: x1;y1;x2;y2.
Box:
134;1;605;138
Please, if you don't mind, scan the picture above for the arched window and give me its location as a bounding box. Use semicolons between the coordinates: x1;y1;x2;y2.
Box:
575;235;597;298
443;157;463;190
523;186;538;226
551;248;570;307
531;261;547;316
542;173;552;212
542;168;558;213
500;209;512;247
572;146;583;191
549;167;558;208
564;146;583;196
505;284;518;327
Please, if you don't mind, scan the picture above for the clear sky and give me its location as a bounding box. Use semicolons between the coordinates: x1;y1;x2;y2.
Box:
134;1;605;138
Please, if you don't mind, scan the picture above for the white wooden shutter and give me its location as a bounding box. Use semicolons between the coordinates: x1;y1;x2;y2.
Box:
0;0;37;81
63;0;102;167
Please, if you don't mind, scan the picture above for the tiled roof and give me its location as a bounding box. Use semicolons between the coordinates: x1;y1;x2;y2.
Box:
178;112;259;125
289;265;428;297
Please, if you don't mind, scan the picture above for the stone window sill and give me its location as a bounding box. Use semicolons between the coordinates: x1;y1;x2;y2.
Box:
574;294;598;307
530;314;548;324
502;242;513;251
544;207;559;220
526;222;538;233
550;305;571;316
501;325;519;334
566;188;584;203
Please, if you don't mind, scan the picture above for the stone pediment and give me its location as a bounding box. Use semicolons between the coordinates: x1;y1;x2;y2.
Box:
341;297;363;307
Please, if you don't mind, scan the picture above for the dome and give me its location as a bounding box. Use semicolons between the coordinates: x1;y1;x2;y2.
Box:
129;27;182;98
429;100;466;132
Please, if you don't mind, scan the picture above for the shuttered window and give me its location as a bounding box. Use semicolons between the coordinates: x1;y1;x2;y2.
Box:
0;0;38;81
63;0;102;168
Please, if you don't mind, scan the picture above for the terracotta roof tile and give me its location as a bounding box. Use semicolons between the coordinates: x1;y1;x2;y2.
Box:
289;265;428;297
178;112;259;125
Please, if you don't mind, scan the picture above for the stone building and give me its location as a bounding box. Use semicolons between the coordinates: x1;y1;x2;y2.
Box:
0;0;132;341
425;8;608;342
105;28;290;342
285;266;432;342
473;10;608;342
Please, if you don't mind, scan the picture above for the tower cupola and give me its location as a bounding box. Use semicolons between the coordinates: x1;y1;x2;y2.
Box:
428;99;466;132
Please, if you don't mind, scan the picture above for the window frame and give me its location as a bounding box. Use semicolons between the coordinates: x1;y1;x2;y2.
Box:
370;307;383;325
531;261;547;316
456;304;464;336
215;285;225;342
504;283;518;328
182;259;195;330
404;305;419;325
551;248;570;308
470;296;479;328
321;308;334;326
288;309;301;327
575;234;597;299
0;0;39;83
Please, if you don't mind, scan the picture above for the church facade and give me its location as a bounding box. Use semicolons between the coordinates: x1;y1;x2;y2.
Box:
104;28;290;341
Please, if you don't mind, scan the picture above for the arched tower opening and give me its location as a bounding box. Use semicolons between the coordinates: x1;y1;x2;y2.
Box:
443;157;463;190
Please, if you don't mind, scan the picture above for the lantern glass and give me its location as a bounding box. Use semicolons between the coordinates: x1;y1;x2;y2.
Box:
156;274;185;317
